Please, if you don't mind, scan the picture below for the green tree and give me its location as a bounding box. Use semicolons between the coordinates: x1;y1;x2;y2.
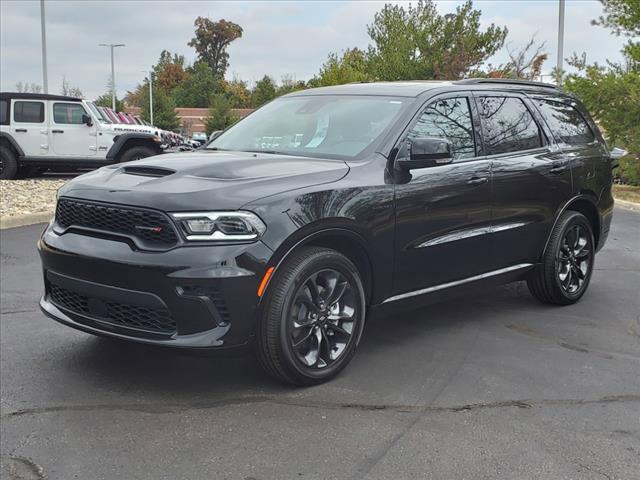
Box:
276;75;307;96
366;0;507;80
141;88;180;131
251;75;277;106
94;93;124;112
204;94;238;134
564;0;639;184
188;17;243;77
172;62;221;107
312;48;372;86
152;50;189;94
223;78;252;108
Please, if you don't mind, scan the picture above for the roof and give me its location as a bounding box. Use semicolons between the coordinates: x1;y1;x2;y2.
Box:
291;81;453;98
0;92;82;102
288;79;561;98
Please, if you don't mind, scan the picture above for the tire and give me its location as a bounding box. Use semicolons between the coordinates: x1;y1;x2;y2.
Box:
257;246;367;386
0;145;19;180
118;146;156;163
527;211;595;305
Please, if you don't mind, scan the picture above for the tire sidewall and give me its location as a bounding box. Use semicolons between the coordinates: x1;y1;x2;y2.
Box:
551;213;595;302
275;251;366;382
0;145;18;180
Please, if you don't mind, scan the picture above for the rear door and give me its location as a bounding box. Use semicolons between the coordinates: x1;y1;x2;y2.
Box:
393;93;493;295
49;102;97;157
11;99;48;157
474;92;573;268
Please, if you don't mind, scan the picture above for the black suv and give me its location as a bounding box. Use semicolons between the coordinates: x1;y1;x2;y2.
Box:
38;80;614;385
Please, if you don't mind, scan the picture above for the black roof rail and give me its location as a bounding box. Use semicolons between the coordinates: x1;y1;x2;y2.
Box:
454;78;558;89
0;92;83;102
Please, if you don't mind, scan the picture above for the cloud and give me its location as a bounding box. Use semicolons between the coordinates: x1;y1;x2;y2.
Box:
0;0;626;101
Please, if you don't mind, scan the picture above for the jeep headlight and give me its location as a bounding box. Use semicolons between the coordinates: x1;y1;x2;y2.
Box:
171;211;266;241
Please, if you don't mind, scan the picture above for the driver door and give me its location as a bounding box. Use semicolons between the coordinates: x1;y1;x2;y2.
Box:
49;102;97;157
392;94;493;296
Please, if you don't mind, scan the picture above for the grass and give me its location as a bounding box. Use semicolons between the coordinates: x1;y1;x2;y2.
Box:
613;184;640;204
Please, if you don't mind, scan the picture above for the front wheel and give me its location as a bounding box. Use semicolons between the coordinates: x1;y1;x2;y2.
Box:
118;146;157;163
257;246;366;386
527;211;595;305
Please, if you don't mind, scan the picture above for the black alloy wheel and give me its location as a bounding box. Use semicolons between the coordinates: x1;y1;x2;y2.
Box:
257;246;366;385
288;269;357;369
528;211;595;305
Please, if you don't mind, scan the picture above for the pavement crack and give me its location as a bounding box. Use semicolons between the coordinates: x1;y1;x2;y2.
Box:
2;394;639;420
1;455;45;479
1;308;38;315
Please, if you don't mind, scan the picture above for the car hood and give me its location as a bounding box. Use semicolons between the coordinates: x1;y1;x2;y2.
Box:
58;151;350;211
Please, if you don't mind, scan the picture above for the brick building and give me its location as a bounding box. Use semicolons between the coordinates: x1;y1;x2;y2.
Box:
125;106;254;136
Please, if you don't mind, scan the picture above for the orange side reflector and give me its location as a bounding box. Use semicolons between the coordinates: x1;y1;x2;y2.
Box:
257;266;275;297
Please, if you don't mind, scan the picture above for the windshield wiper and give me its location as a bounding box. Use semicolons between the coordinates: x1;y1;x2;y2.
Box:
244;149;290;155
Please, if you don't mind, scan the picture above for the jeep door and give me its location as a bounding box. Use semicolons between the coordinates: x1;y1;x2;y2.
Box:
49;102;97;157
10;99;48;157
392;94;493;295
474;92;573;268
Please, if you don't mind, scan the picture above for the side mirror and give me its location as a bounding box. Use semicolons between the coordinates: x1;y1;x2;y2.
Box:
397;137;453;170
610;147;627;170
209;130;222;142
82;114;93;127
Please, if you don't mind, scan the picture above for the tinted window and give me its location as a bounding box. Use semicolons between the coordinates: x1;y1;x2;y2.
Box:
536;99;595;145
14;101;45;123
0;100;8;125
209;95;407;160
408;97;475;159
53;103;87;124
478;97;542;155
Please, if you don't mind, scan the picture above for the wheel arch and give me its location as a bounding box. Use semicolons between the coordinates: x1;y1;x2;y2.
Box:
542;194;601;259
106;133;162;162
0;132;24;158
259;227;375;307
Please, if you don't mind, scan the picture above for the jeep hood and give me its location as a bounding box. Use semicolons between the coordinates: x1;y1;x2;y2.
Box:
58;151;350;211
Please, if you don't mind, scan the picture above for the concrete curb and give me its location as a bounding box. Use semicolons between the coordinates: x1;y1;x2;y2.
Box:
1;211;53;230
615;199;640;212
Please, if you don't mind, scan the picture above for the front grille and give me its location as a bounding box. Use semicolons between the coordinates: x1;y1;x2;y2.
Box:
55;198;178;248
49;283;176;334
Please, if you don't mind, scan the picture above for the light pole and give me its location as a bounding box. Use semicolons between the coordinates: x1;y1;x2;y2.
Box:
557;0;565;85
99;43;125;110
40;0;48;93
142;70;154;126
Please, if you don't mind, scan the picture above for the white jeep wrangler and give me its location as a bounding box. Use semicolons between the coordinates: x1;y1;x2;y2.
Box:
0;92;164;179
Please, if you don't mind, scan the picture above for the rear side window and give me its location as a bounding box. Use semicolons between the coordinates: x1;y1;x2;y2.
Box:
14;101;45;123
0;100;8;125
477;97;542;155
53;103;87;124
536;99;595;145
408;97;476;159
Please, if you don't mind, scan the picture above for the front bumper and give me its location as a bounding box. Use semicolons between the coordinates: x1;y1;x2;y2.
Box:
38;226;273;350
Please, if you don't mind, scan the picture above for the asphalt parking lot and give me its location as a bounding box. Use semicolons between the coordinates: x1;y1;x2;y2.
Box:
1;207;638;480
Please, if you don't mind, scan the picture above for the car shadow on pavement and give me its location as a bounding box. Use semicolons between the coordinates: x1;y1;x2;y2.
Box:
55;282;541;398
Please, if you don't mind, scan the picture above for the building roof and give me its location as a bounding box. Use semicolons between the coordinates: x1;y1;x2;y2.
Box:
0;92;82;102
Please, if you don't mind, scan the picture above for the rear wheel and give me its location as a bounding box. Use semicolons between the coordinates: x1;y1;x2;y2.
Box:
527;211;595;305
257;246;366;386
0;145;18;179
119;146;156;163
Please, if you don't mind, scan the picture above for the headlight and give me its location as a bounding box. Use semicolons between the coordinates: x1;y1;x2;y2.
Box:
171;211;266;241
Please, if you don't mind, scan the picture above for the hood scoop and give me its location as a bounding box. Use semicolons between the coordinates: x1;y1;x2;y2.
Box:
122;166;176;178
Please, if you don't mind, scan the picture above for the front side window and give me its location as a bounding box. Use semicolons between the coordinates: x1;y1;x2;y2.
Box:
208;95;407;160
536;99;595;145
408;97;476;159
14;101;44;123
0;100;8;125
53;103;87;124
478;97;542;155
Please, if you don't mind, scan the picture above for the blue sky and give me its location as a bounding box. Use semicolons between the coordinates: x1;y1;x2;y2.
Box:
0;1;627;100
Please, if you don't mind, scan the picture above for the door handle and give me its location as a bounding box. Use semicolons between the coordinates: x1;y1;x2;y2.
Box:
550;163;567;174
467;176;488;186
15;128;27;133
52;129;64;134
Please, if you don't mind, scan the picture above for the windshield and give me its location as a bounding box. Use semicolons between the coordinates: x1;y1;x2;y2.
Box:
208;95;407;159
87;102;110;123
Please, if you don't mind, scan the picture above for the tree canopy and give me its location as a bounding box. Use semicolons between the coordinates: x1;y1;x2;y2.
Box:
188;18;243;78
